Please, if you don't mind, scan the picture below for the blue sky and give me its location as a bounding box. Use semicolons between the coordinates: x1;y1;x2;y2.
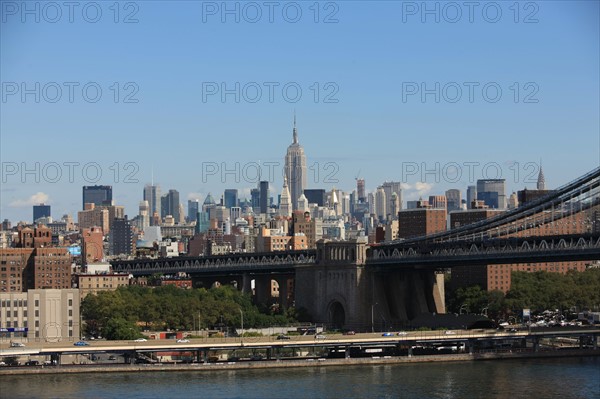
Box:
1;0;599;222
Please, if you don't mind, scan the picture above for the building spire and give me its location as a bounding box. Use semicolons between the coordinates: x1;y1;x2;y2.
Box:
537;160;546;190
292;111;298;144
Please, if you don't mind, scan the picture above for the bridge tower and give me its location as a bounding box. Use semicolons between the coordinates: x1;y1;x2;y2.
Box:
295;238;445;331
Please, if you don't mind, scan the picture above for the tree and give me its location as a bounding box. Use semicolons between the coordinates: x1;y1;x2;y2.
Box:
102;317;141;340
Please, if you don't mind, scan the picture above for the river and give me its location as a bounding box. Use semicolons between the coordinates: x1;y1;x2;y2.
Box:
1;357;598;398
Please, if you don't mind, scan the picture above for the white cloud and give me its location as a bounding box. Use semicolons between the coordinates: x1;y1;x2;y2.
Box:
9;192;50;208
414;182;433;196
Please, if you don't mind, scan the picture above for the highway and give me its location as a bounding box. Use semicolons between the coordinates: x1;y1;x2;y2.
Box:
2;327;598;357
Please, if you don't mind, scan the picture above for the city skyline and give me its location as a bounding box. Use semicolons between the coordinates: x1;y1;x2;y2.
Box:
2;2;599;222
0;142;586;223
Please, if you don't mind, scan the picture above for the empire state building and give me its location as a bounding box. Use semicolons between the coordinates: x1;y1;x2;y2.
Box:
284;115;307;210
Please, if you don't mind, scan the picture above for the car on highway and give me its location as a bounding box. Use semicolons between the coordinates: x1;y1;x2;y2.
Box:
508;328;518;333
176;339;190;343
314;334;327;340
276;335;291;340
382;332;394;337
25;360;39;366
74;341;90;346
397;331;408;336
343;330;356;335
444;330;456;335
0;361;6;366
250;354;263;361
134;338;147;342
10;342;25;347
108;355;117;361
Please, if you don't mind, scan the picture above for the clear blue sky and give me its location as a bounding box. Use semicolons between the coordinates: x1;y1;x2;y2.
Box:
1;0;599;222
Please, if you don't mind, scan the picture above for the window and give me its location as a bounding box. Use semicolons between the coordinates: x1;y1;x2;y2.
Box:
35;320;39;327
35;300;39;307
68;309;72;317
68;299;73;307
35;310;39;317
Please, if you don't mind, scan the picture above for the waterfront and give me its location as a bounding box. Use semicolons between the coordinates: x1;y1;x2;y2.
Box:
1;357;598;399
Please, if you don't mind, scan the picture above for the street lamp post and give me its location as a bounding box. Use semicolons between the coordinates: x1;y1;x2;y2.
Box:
371;303;378;333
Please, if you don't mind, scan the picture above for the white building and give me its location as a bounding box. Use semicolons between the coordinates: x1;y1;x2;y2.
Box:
0;289;80;342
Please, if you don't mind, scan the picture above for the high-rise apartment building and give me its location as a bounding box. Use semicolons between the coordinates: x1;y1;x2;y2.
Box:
78;204;110;234
284;115;307;210
82;185;112;209
110;217;134;256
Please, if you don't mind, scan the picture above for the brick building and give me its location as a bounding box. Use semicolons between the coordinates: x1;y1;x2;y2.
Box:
76;273;130;300
397;208;447;239
450;205;598;292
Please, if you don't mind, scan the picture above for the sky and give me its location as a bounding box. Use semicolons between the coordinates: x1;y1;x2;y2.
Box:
1;0;599;222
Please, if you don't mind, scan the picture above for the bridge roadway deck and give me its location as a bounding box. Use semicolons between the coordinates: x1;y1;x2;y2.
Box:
2;328;598;357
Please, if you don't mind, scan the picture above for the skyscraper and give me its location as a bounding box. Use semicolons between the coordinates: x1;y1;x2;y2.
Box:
381;181;402;214
467;185;477;209
110;217;133;256
375;187;387;221
143;184;161;217
138;200;150;229
188;199;200;223
82;185;112;209
33;204;51;222
303;189;326;206
477;179;506;209
445;189;462;211
284;115;307;210
161;189;181;222
537;165;546;190
259;181;269;214
279;176;291;217
357;178;366;202
224;189;238;209
250;189;260;211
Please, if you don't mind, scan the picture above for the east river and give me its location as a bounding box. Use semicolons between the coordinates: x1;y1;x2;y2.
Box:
1;357;598;398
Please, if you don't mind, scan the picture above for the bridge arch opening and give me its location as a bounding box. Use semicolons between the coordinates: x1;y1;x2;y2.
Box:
328;301;345;330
